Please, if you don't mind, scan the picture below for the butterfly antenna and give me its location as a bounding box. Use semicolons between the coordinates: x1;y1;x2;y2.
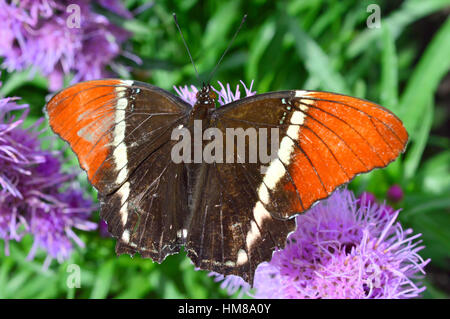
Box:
173;13;200;80
207;14;247;83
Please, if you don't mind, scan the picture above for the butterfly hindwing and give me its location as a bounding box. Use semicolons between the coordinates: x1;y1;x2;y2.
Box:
102;134;189;262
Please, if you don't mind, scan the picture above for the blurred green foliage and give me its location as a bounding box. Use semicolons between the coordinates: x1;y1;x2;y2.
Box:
0;0;449;298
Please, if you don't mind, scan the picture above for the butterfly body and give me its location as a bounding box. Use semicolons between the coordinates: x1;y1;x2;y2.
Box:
46;79;408;284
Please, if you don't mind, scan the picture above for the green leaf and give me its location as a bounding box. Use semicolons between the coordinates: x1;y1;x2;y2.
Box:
403;98;433;180
0;258;14;298
18;274;57;299
245;20;276;81
347;0;450;58
162;280;185;298
201;0;240;69
398;17;450;133
115;275;152;298
422;279;448;299
0;70;47;97
419;151;450;194
380;24;399;109
403;195;450;220
90;260;115;299
123;19;154;38
309;1;347;38
289;17;350;94
411;212;450;252
5;271;32;298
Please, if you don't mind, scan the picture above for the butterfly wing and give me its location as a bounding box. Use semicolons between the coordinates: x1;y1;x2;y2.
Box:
185;90;408;283
215;90;408;219
46;79;190;193
46;79;191;259
102;136;190;261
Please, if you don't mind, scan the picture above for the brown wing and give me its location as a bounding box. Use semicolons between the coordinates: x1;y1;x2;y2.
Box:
102;135;189;263
46;79;191;261
46;79;190;194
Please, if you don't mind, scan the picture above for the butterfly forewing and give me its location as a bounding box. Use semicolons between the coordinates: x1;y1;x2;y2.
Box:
46;80;190;194
213;90;408;221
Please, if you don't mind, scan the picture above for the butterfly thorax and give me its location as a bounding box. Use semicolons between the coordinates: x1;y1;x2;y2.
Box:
191;84;217;120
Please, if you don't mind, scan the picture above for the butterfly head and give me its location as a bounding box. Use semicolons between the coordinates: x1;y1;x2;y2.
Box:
192;83;217;120
195;83;217;105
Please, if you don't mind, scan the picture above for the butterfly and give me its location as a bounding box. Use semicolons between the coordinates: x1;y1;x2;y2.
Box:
45;79;408;284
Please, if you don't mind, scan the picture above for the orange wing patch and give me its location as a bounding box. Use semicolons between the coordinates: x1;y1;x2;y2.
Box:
287;91;408;213
46;79;127;186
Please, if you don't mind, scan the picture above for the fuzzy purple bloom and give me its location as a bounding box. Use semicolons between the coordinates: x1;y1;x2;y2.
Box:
174;80;256;107
357;191;377;206
0;88;97;267
98;219;111;238
387;184;404;203
208;273;251;298
357;191;396;219
252;188;429;299
98;0;133;18
220;189;429;299
0;0;133;91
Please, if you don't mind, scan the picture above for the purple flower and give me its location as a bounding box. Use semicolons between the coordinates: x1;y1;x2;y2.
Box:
174;80;256;106
357;191;396;219
238;189;429;298
0;0;133;91
387;184;404;203
208;273;251;298
98;0;133;19
357;191;377;206
99;219;111;238
0;87;97;267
